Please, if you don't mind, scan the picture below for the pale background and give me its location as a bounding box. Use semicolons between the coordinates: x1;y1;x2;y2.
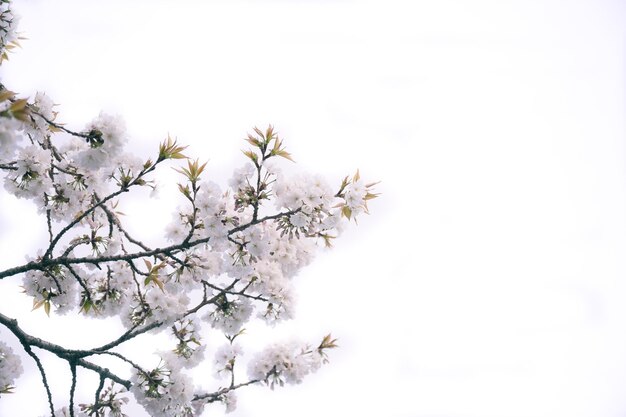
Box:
1;0;626;416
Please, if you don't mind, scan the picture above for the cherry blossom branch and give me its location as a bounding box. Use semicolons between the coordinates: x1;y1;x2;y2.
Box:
202;280;270;303
0;162;17;170
192;378;261;403
27;105;90;140
72;359;131;390
42;161;164;260
88;321;163;354
46;209;53;243
92;375;106;414
227;208;300;236
69;360;77;417
66;264;93;307
0;312;132;389
98;201;185;266
18;337;55;417
0;59;376;414
86;279;237;355
0;209;299;280
94;351;144;373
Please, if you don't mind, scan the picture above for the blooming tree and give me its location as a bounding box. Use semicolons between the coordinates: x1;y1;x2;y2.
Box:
0;2;377;417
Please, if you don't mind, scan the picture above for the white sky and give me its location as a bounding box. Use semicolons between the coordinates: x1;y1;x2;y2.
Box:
1;0;626;416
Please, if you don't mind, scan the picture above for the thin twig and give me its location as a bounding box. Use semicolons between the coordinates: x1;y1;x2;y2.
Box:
69;360;77;417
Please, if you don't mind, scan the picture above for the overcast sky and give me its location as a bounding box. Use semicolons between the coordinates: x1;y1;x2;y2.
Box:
1;1;626;416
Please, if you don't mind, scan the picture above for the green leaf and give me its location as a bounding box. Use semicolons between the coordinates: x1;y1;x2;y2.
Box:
341;205;352;220
158;135;188;161
80;299;92;314
0;89;15;102
0;385;15;394
177;159;208;183
32;299;45;311
265;125;276;144
178;183;190;198
253;126;265;140
242;149;259;164
318;333;339;350
336;176;350;196
152;276;165;292
319;233;336;248
275;149;294;162
245;134;262;147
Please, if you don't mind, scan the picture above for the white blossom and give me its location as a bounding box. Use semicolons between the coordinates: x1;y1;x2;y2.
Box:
4;145;52;199
0;117;23;162
72;112;127;171
0;4;19;54
0;341;23;392
222;391;237;413
228;163;255;190
247;340;322;386
213;342;242;380
274;172;333;211
145;290;190;327
131;366;194;417
205;296;253;335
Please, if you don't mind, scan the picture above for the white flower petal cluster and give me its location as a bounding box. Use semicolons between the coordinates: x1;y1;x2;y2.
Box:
82;262;133;318
167;248;224;292
162;344;206;370
266;226;316;278
131;366;194;417
145;290;190;327
228;163;255;191
3;145;52;200
72;112;127;171
0;341;23;392
221;391;237;413
205;296;253;335
213;342;242;379
26;92;55;141
0;116;23;162
242;224;271;259
247;260;295;322
22;265;78;315
274;172;333;211
247;340;323;385
344;178;367;212
0;2;19;55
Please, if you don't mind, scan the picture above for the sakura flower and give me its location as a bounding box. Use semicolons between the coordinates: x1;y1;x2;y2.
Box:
0;341;23;393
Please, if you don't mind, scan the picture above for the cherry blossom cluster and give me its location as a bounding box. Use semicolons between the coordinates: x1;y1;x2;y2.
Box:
247;334;338;388
0;2;377;416
0;0;19;64
0;341;22;395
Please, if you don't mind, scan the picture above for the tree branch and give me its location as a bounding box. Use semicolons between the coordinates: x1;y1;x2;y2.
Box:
0;208;298;280
0;312;132;389
192;378;261;403
21;342;55;417
69;360;77;417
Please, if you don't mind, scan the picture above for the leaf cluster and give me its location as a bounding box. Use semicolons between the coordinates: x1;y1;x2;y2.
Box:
242;125;293;166
143;259;167;291
336;170;379;220
0;90;29;121
157;135;188;162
